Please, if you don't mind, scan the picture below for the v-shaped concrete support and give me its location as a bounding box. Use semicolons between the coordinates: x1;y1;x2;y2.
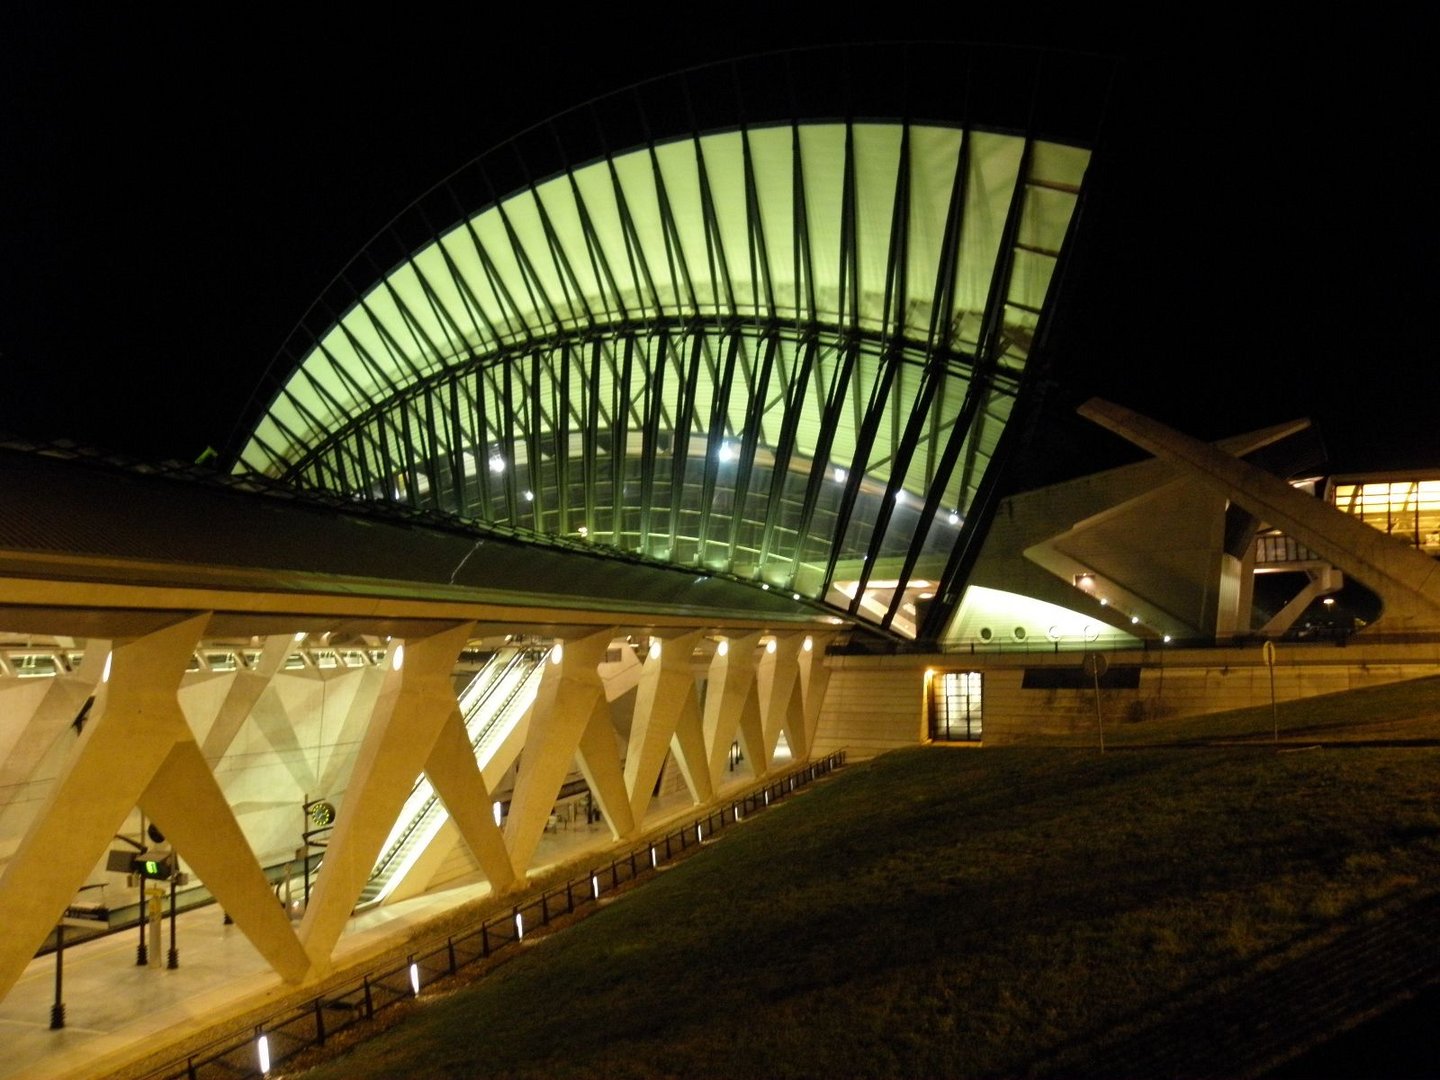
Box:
503;629;614;876
703;632;764;788
299;623;473;973
625;630;704;823
0;615;312;1002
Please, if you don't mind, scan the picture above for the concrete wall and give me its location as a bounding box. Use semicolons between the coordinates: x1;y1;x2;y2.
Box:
811;641;1440;749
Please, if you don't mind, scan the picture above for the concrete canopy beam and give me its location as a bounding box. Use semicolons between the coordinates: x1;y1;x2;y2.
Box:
1079;399;1440;632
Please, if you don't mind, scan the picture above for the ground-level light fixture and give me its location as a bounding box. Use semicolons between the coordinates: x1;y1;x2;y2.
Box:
392;644;405;671
550;643;564;664
717;639;729;657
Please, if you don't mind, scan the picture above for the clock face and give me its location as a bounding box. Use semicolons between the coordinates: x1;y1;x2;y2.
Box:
309;801;336;829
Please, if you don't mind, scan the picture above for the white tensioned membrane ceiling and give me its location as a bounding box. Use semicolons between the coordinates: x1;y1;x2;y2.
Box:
238;123;1090;637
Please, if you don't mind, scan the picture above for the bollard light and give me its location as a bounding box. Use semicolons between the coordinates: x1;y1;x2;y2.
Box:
393;643;405;671
409;961;420;996
591;874;600;899
550;642;564;664
514;912;524;940
649;639;661;660
256;1034;271;1075
717;639;729;657
697;823;703;842
650;845;657;868
802;636;813;653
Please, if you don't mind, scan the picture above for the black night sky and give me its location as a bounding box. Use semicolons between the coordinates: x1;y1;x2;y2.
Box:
1;9;1433;483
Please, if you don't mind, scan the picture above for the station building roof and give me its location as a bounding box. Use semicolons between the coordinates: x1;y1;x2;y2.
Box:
228;45;1108;641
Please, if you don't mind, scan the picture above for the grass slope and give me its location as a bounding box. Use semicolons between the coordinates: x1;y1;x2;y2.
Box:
300;744;1440;1079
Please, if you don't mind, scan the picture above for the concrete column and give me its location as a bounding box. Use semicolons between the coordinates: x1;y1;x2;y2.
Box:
140;741;311;982
421;707;520;894
799;633;835;754
702;632;764;789
298;623;473;971
0;615;312;998
199;634;291;760
575;698;634;840
757;633;807;761
0;640;108;817
624;630;704;823
503;629;613;876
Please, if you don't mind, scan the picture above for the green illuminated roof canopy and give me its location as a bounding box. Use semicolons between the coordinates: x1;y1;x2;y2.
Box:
232;46;1103;639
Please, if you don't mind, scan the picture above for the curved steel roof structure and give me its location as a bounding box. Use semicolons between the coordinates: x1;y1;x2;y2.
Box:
229;45;1107;640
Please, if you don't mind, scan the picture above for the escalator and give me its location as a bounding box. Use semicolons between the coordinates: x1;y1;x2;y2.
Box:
356;645;548;907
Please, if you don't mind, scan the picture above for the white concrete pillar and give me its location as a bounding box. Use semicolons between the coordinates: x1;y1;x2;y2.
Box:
702;632;764;789
503;629;613;876
799;633;835;754
625;630;704;822
757;633;807;761
0;615;311;999
422;707;520;894
199;634;291;760
0;640;108;817
298;623;473;972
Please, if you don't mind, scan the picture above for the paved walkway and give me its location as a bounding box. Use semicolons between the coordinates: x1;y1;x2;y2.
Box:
0;783;726;1080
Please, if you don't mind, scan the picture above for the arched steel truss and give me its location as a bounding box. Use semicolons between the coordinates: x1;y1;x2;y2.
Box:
230;47;1104;640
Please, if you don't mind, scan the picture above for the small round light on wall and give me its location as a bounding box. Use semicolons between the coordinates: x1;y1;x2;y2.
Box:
948;511;960;526
577;525;589;539
802;636;813;652
1322;597;1336;607
1163;634;1173;643
488;455;505;474
792;592;801;600
1130;615;1140;625
550;643;564;665
293;631;306;643
761;583;770;590
833;466;847;483
718;441;736;463
894;489;906;505
717;640;729;657
649;639;662;660
766;639;777;654
1099;598;1109;607
392;644;405;671
524;490;534;502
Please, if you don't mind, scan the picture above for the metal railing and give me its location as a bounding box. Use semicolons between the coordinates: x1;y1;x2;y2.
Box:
142;751;846;1080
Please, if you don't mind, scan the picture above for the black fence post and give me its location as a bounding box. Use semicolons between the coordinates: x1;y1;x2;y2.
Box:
315;998;326;1046
363;974;373;1019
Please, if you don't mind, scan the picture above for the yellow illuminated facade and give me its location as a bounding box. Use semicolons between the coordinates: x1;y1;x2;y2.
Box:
1331;475;1440;553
